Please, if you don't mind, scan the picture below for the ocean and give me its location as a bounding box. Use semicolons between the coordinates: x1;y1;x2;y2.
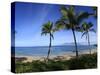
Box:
13;45;97;57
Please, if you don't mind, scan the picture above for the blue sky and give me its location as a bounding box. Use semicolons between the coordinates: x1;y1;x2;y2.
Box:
13;2;97;47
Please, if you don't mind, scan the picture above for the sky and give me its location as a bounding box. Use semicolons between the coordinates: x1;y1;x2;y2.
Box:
12;2;97;47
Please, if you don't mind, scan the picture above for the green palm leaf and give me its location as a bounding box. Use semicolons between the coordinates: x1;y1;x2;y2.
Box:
77;12;90;24
61;6;68;16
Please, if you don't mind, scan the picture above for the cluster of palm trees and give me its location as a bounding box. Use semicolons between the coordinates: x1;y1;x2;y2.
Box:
41;6;97;61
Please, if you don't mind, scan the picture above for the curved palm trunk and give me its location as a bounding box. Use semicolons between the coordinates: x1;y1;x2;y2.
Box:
72;29;79;58
46;33;52;61
87;32;91;55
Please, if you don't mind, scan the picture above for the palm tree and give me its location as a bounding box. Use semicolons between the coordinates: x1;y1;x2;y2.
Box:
41;21;55;61
55;6;90;58
91;7;97;19
81;22;96;54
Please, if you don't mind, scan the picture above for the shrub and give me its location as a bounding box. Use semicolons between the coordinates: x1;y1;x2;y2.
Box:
15;53;97;73
68;53;97;70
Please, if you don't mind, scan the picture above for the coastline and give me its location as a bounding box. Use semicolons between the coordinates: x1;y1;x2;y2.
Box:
14;48;97;63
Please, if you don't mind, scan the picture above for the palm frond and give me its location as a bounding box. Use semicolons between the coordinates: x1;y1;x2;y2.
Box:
92;7;97;11
41;32;47;36
82;22;93;31
67;7;77;25
88;22;93;29
69;6;74;13
77;12;90;24
75;26;83;32
82;22;87;30
89;28;96;33
60;6;76;24
81;31;88;39
92;7;97;18
60;6;68;16
61;15;68;21
55;20;66;30
50;22;53;30
41;21;53;36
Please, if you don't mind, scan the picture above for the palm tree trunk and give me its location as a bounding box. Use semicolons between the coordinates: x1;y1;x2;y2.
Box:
87;32;91;55
46;33;52;61
72;29;79;58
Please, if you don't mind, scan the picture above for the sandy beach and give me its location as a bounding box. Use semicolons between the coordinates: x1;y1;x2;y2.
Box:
15;49;97;63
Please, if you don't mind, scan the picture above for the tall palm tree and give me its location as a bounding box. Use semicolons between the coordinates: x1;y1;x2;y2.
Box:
81;22;96;54
41;21;55;61
55;6;90;58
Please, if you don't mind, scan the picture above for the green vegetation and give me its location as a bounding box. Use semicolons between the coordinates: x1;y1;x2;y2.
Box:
68;53;97;69
15;53;97;73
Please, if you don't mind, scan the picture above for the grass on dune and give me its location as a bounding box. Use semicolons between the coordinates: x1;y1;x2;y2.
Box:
15;53;97;73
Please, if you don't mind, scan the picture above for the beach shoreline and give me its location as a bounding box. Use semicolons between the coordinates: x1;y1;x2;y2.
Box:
14;49;97;63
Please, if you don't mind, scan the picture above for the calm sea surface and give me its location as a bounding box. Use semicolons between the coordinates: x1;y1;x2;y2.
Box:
13;45;97;56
